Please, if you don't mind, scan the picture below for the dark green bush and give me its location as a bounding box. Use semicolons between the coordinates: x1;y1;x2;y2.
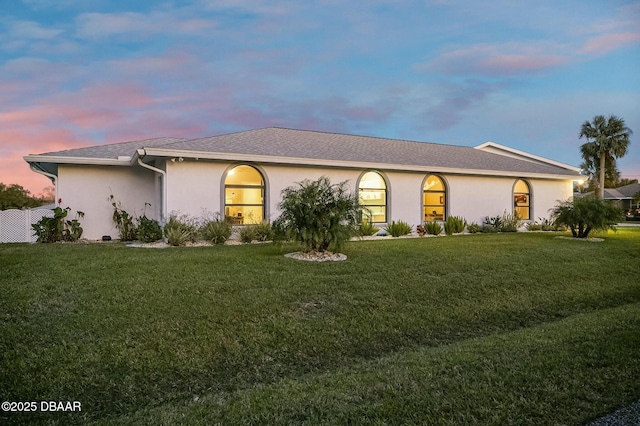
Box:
424;221;443;236
467;222;482;233
273;176;361;252
550;196;623;238
31;206;84;243
444;216;467;235
137;216;163;243
164;215;198;246
201;217;233;244
385;221;413;237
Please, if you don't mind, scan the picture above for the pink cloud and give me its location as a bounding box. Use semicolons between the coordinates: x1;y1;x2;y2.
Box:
578;32;640;55
422;42;569;76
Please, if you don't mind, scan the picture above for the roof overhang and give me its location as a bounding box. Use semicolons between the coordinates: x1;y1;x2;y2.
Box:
139;147;581;181
475;142;582;173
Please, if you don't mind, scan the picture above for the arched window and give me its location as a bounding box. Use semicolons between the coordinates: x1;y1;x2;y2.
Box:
359;171;387;223
423;175;446;222
514;179;531;220
224;165;265;224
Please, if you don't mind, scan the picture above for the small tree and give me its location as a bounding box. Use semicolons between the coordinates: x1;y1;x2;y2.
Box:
550;196;623;238
273;176;361;253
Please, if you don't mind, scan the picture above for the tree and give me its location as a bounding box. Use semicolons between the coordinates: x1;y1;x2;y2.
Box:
579;115;632;199
0;183;43;210
273;176;361;253
550;196;623;238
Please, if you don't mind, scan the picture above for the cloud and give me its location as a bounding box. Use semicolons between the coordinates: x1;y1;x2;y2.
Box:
75;11;216;40
421;42;569;76
578;32;640;55
5;19;63;40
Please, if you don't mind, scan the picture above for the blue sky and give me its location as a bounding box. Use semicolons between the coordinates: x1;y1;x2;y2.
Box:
2;0;639;194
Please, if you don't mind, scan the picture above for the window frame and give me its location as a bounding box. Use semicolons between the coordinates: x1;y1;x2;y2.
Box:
423;174;447;222
513;179;531;220
358;170;388;224
223;165;266;225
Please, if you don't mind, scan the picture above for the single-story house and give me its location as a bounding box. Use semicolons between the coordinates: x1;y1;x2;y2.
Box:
576;182;640;218
24;127;583;240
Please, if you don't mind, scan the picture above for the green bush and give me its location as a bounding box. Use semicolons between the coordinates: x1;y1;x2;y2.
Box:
481;224;498;233
526;222;543;231
385;221;413;237
444;216;467;235
467;222;482;233
273;176;361;253
550;196;623;238
499;211;522;233
31;206;84;243
253;221;275;242
201;217;233;244
355;220;380;237
137;216;163;242
164;214;198;246
482;215;502;231
423;221;443;235
239;225;257;243
109;194;137;241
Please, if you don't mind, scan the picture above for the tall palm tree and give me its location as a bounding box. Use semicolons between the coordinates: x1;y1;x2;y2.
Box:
579;115;632;199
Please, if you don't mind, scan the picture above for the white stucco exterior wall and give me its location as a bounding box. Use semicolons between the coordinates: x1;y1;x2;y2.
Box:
57;164;158;240
56;160;576;240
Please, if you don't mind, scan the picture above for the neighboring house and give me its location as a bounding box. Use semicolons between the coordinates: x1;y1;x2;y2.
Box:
576;182;640;218
24;127;582;240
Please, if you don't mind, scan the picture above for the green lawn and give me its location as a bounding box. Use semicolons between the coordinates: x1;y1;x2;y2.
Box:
1;229;639;425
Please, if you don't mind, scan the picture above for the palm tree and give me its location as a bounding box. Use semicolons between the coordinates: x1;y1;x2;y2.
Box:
579;115;632;199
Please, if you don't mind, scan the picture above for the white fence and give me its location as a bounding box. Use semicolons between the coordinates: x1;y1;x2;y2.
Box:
0;209;53;243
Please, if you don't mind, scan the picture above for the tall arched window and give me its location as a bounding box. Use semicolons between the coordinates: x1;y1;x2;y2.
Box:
224;165;265;224
359;171;387;223
423;175;446;222
514;179;531;220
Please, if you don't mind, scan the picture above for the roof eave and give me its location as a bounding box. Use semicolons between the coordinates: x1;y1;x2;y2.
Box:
23;154;137;167
142;147;580;180
475;141;582;173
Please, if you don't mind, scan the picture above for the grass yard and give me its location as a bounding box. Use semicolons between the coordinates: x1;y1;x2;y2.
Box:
1;228;639;425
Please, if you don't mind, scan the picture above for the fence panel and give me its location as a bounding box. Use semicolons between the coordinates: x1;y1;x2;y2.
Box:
0;209;53;243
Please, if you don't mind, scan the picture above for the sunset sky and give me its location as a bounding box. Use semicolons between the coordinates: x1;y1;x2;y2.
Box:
2;0;639;195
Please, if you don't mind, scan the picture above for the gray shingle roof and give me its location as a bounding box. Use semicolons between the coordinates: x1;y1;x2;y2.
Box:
159;127;578;176
30;127;579;177
37;137;187;159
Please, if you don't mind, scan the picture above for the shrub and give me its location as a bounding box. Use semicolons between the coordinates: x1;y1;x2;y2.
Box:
444;216;466;235
239;225;257;243
164;215;198;246
482;215;502;231
550;196;623;238
165;227;192;246
137;216;163;242
526;222;543;231
355;220;379;237
273;176;361;253
31;205;84;243
385;221;413;237
467;222;482;233
201;216;233;244
252;221;274;242
499;211;522;233
423;221;443;236
481;224;498;233
109;194;137;241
